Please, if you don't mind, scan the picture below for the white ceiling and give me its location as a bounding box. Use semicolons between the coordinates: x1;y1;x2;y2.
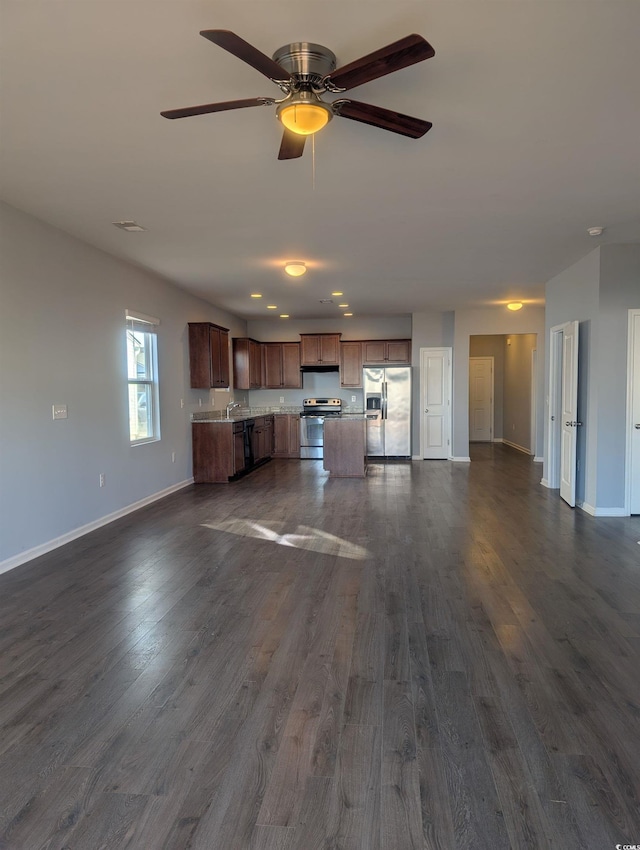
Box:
1;1;639;321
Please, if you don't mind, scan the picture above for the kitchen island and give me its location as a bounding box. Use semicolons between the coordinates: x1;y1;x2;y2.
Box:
323;416;367;478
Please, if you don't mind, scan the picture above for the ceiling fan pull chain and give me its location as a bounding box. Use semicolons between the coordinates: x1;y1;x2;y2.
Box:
312;134;316;190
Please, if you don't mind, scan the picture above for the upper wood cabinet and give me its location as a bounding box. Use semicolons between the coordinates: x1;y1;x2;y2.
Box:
300;333;341;366
188;322;230;388
233;338;262;390
362;339;411;365
340;341;363;387
263;342;302;389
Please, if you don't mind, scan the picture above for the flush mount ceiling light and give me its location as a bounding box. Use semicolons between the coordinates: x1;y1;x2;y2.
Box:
113;220;147;232
277;92;332;136
284;261;307;277
587;226;605;237
507;302;523;311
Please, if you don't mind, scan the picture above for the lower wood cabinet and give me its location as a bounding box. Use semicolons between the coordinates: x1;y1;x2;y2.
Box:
192;417;272;483
272;414;300;458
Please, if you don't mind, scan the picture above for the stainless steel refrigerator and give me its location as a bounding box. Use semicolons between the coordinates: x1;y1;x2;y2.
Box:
363;367;411;457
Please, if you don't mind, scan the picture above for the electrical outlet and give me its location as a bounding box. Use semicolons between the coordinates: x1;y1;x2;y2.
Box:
99;473;105;487
52;404;68;420
280;396;284;403
351;395;356;402
171;452;176;463
199;398;202;406
180;399;184;408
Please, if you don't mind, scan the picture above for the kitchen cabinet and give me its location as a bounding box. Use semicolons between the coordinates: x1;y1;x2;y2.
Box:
300;333;341;366
340;341;363;387
272;414;300;458
263;343;301;389
233;338;262;390
324;417;367;478
192;417;272;483
362;339;411;365
251;415;274;463
188;322;230;388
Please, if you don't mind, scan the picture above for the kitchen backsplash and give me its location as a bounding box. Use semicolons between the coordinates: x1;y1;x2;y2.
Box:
247;372;364;412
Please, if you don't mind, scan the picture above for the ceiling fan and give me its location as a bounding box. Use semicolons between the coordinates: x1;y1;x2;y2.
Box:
161;30;435;160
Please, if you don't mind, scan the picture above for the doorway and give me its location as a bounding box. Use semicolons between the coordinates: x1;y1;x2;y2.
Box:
419;347;452;459
469;357;494;441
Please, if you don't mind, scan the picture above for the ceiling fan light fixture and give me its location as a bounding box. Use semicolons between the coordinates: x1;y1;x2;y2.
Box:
277;93;332;136
284;261;307;277
507;302;523;311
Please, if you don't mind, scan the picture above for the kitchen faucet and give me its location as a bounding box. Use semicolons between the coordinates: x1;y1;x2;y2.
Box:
226;401;241;418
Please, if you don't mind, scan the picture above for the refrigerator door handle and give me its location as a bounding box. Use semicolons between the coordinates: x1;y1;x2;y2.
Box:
382;382;388;419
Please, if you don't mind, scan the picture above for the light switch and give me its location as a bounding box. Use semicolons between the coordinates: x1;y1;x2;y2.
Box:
52;404;68;420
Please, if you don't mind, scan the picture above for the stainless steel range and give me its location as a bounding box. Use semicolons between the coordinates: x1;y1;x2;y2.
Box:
299;397;343;459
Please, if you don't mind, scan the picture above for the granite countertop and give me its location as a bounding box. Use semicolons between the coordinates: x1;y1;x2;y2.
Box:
192;407;301;423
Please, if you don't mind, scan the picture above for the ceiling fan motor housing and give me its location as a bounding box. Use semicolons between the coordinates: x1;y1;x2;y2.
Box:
272;43;337;89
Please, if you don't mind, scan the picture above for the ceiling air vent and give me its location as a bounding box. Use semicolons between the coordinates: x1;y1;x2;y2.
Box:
113;220;147;232
319;299;334;304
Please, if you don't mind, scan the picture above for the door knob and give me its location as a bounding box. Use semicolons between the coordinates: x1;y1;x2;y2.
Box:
636;423;640;429
425;408;429;413
565;421;572;427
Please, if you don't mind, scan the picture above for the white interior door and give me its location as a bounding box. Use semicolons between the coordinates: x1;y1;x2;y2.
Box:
629;311;640;514
560;321;579;506
469;357;494;442
420;348;451;459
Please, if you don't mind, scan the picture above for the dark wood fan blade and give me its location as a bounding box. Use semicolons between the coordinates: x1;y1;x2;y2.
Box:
161;97;275;119
333;99;432;138
278;130;306;160
326;34;434;91
200;30;291;82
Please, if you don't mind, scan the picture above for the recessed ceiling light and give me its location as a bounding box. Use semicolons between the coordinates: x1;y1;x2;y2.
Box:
267;305;278;309
338;303;349;308
250;293;262;298
507;302;523;311
284;261;306;277
587;226;604;237
280;314;290;318
331;291;343;297
113;220;147;232
344;312;353;317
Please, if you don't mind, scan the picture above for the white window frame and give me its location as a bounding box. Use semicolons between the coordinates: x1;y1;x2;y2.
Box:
126;309;160;445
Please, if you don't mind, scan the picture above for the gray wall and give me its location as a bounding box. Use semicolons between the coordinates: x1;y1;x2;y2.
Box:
544;244;640;511
0;202;247;566
544;249;601;507
410;310;454;455
503;333;537;452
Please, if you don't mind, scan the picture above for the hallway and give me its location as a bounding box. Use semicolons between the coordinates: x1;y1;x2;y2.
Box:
1;446;639;848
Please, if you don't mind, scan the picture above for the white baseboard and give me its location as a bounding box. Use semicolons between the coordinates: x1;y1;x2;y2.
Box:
411;455;421;460
540;478;553;488
502;439;533;455
533;456;544;463
450;456;471;462
0;478;194;576
579;501;628;517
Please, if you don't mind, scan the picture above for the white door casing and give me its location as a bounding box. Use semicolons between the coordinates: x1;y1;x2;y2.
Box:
560;321;579;507
420;348;452;459
469;357;494;442
627;310;640;515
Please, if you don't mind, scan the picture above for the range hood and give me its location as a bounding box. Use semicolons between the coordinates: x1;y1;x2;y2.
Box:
300;364;340;373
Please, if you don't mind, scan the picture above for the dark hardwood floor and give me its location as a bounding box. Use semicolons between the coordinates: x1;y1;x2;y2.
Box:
1;445;639;849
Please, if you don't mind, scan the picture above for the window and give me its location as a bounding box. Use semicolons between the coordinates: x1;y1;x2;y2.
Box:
126;310;160;444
